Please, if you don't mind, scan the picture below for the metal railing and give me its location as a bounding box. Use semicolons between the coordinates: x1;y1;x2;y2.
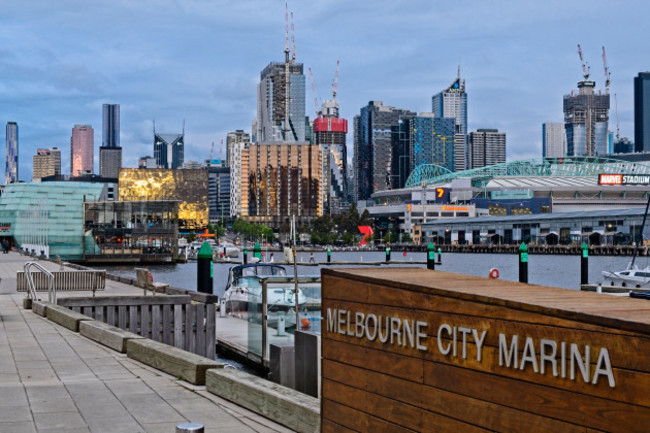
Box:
24;262;55;303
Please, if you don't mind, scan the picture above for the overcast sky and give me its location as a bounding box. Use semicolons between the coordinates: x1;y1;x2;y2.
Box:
1;0;647;182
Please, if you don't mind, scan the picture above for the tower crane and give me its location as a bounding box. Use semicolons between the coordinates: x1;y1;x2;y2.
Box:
331;60;340;101
308;67;321;117
291;11;296;62
602;46;611;94
210;141;214;161
614;93;620;141
577;44;590;80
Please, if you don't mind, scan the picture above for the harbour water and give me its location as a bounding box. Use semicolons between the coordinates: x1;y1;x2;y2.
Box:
90;250;644;293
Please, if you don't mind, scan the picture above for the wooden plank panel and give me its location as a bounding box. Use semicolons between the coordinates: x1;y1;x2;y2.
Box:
162;305;172;345
196;305;206;357
151;305;161;343
118;306;127;329
141;306;150;339
106;306;116;326
321;419;358;433
129;305;138;333
424;362;650;432
205;304;216;359
173;304;184;349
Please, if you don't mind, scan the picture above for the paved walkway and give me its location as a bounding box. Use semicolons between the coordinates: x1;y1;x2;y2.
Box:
0;252;293;433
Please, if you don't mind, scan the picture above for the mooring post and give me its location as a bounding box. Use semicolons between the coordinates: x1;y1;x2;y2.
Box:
437;247;442;264
385;245;391;263
243;247;248;264
197;242;213;294
581;242;589;286
327;246;331;263
427;242;435;270
519;242;528;284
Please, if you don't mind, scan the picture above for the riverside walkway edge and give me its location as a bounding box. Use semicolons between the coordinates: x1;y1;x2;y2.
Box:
0;251;295;433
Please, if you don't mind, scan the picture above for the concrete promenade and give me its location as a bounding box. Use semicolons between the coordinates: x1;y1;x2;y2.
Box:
0;252;293;433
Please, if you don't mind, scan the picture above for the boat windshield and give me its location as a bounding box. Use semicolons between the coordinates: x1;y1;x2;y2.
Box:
236;276;263;287
241;265;287;277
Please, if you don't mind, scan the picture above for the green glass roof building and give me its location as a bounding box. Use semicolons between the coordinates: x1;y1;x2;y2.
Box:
0;182;106;260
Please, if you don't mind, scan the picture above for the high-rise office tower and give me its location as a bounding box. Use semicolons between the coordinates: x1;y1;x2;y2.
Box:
563;80;609;156
542;122;567;158
468;129;506;169
432;73;467;171
70;125;94;176
634;72;650;152
354;101;415;201
154;129;184;169
226;130;250;167
33;148;61;181
314;99;349;214
256;60;306;142
100;104;122;178
5;122;18;183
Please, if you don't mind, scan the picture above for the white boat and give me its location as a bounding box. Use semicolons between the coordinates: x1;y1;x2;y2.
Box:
222;263;306;321
215;242;240;258
602;264;650;288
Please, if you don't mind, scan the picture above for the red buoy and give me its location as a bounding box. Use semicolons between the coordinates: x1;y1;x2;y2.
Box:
489;268;499;279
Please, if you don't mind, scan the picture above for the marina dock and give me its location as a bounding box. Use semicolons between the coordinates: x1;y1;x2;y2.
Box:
0;252;293;432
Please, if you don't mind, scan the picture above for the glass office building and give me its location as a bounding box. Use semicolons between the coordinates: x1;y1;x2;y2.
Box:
0;182;106;260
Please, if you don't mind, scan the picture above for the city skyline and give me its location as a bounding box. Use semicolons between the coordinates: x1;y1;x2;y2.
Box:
0;0;647;182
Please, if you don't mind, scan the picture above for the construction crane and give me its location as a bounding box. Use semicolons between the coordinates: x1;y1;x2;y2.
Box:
308;67;321;117
331;60;340;101
577;44;590;81
602;46;611;94
291;11;296;62
210;141;214;161
614;93;620;141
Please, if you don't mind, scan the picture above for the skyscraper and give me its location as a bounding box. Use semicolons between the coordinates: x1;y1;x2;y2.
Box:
432;73;467;171
468;129;506;169
314;99;349;214
542;122;567;158
100;104;122;178
563;80;609;156
154;130;184;169
256;61;306;142
33;148;61;181
226;130;250;167
70;125;94;176
354;101;414;201
5;122;18;184
634;72;650;153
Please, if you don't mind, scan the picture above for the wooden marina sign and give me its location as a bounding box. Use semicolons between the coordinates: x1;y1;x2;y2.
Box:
321;267;650;432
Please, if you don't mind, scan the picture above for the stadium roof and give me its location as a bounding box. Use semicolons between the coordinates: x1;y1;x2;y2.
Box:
405;157;650;189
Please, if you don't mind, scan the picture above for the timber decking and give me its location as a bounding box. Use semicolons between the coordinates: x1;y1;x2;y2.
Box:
321;267;650;433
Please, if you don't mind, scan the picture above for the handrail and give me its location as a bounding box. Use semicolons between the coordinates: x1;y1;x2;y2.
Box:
24;262;55;303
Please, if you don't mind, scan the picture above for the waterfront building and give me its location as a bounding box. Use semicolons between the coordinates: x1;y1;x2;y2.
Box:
118;168;208;230
99;147;122;179
405;114;455;173
314;99;349;214
564;80;610;156
5;122;18;184
256;61;306;143
226;130;250;167
467;129;506;169
432;74;467;171
0;182;106;259
635;72;650;152
33;148;61;181
614;137;635;154
228;141;247;219
71;125;94;176
237;142;322;228
354;101;415;201
83;200;179;262
542;122;567;157
154;131;184;169
180;160;205;170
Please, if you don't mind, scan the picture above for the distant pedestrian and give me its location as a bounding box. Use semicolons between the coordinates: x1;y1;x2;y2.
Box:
309;252;315;263
269;252;274;263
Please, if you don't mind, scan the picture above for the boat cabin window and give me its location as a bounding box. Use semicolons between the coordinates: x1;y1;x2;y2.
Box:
241;266;287;277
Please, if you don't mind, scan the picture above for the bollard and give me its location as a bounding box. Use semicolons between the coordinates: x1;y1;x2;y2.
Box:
197;241;213;294
276;314;286;336
581;242;589;286
519;242;528;284
176;423;204;433
437;247;442;265
253;242;262;261
243;248;248;264
327;247;331;263
427;242;435;270
219;298;227;318
385;245;391;262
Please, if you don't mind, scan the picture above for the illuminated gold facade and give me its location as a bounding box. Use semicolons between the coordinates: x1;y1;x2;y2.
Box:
240;143;322;227
118;168;208;229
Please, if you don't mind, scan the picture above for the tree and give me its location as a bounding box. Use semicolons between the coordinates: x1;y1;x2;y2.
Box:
401;232;412;244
